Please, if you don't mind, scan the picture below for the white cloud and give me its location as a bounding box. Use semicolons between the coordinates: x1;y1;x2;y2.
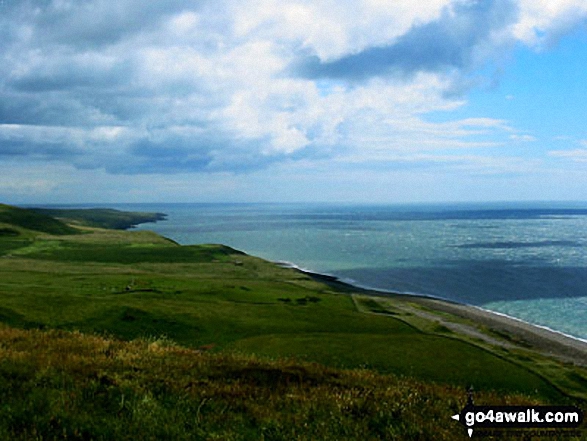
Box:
228;0;451;60
0;179;58;196
549;148;587;162
509;134;537;142
0;162;67;199
514;0;587;46
0;0;586;200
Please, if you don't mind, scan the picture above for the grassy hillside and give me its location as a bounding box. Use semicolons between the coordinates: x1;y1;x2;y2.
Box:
0;232;565;397
0;325;547;441
0;204;585;439
0;204;77;235
31;207;166;230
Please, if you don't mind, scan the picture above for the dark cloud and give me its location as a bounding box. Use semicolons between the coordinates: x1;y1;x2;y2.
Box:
294;0;518;81
118;136;214;174
0;92;120;127
7;0;204;49
0;138;78;159
119;135;298;175
44;132;292;175
9;61;133;94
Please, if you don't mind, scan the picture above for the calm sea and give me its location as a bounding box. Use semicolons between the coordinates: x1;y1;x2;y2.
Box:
110;202;587;340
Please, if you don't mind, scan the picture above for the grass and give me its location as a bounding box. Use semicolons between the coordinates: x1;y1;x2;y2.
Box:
0;240;573;399
0;204;77;235
0;205;585;439
23;241;243;264
0;325;551;440
30;207;166;230
227;333;558;396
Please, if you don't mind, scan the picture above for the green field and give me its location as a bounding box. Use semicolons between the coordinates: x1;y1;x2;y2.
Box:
30;207;166;230
0;205;585;439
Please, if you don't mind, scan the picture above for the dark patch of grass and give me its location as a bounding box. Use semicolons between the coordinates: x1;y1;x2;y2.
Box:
486;327;533;348
69;306;201;343
0;204;77;235
358;298;398;315
432;323;453;334
0;239;30;255
0;307;45;330
566;371;587;389
287;296;322;306
25;243;243;264
514;353;534;362
0;227;20;237
31;208;167;230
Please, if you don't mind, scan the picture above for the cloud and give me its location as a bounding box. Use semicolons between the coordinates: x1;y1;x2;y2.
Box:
228;0;452;60
0;124;80;159
0;0;586;185
7;0;204;49
549;148;587;162
513;0;587;46
509;134;536;142
9;52;132;94
0;177;59;196
293;0;519;81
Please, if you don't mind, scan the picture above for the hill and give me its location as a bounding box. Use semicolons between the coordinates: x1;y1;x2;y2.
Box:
0;204;77;235
30;207;166;230
0;204;585;439
0;325;545;440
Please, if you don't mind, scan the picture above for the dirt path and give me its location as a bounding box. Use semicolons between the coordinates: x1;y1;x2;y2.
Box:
306;268;587;367
396;295;587;367
376;298;517;349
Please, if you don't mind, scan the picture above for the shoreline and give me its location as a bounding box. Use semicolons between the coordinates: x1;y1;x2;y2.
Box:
278;262;587;367
133;204;587;353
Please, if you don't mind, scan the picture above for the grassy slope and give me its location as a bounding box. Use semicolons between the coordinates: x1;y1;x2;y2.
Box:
0;325;548;441
0;206;586;439
30;207;166;230
0;204;77;235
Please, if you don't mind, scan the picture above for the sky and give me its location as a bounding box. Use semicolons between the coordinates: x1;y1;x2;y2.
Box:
1;0;587;204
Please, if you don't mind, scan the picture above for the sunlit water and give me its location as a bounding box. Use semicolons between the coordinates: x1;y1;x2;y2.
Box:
122;202;587;340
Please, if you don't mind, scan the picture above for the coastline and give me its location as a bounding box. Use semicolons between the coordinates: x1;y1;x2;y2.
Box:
129;203;587;358
281;262;587;367
130;197;587;368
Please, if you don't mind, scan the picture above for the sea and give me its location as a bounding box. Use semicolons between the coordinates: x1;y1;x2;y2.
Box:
99;202;586;341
